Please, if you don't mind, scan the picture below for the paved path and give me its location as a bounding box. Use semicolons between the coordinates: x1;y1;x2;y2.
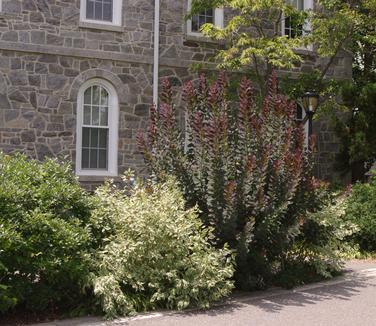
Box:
32;261;376;326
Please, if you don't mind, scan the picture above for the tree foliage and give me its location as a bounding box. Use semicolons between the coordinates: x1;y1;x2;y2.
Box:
321;0;376;179
190;0;310;93
189;0;375;94
344;176;376;252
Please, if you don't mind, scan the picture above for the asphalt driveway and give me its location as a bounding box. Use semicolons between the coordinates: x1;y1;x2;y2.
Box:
30;260;376;326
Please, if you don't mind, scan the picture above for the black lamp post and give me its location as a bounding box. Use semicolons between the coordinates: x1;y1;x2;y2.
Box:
302;91;320;138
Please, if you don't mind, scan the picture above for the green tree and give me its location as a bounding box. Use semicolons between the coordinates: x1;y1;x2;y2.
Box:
189;0;371;94
323;0;376;180
190;0;376;180
190;0;310;95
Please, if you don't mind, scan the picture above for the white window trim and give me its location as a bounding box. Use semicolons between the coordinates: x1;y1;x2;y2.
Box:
187;0;224;37
281;0;313;49
76;78;119;177
80;0;122;27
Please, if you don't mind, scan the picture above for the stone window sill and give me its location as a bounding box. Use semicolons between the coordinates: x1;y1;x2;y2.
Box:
78;175;121;183
79;21;123;33
294;46;315;56
184;33;225;45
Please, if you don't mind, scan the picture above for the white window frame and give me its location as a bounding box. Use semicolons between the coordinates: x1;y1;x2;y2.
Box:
281;0;313;40
76;78;119;177
80;0;122;27
187;0;224;37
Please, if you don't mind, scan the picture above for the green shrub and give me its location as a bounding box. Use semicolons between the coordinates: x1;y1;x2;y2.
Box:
91;176;234;318
345;177;376;252
138;73;337;289
276;187;359;288
0;153;93;313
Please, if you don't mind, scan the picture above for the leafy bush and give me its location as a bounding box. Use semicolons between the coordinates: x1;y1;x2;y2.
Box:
138;73;340;289
0;153;93;314
276;185;358;288
91;176;234;319
344;176;376;252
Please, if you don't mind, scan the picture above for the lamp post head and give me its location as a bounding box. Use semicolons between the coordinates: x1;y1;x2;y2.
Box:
302;90;319;115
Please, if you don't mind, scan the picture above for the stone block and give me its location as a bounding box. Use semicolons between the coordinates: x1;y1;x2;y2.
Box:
35;143;53;161
0;95;11;110
47;34;64;46
9;71;28;86
49;64;63;74
119;74;136;84
2;31;18;42
30;12;44;23
29;75;41;87
3;0;21;14
31;30;46;45
22;0;36;10
21;130;36;143
8;90;28;103
46;74;68;90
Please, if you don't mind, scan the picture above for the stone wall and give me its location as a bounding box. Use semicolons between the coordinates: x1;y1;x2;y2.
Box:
0;0;353;185
0;0;222;68
0;48;195;190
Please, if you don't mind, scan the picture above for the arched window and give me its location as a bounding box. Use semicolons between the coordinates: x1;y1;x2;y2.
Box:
76;79;119;176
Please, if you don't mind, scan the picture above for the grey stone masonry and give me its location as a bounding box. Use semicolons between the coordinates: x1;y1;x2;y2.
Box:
0;0;352;187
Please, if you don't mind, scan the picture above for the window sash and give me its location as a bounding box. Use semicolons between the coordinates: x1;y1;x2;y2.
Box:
187;1;224;36
191;9;214;33
80;0;121;26
86;0;113;22
282;0;313;40
81;127;109;170
76;79;119;177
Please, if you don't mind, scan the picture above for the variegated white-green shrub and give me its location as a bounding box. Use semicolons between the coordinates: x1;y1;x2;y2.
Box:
90;177;234;318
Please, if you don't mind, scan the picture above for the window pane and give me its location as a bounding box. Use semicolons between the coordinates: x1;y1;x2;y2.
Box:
84;105;91;125
99;107;108;126
92;106;100;126
82;148;90;169
100;87;109;106
94;0;103;20
84;87;92;105
92;86;100;105
199;15;205;29
192;15;199;32
98;149;107;169
285;15;303;38
99;129;108;148
192;9;214;32
103;2;113;21
90;128;99;148
90;149;98;169
206;9;214;21
86;0;94;19
82;127;90;147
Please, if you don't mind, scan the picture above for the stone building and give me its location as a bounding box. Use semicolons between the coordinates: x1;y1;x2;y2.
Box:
0;0;352;188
